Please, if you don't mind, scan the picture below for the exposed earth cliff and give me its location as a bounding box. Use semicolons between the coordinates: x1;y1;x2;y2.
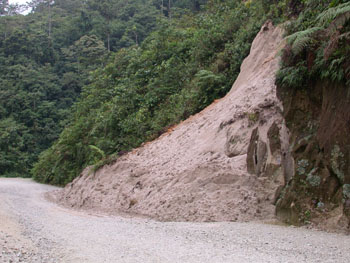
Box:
276;80;350;231
53;22;290;222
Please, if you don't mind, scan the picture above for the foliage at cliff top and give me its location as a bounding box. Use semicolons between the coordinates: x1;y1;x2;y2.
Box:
277;0;350;89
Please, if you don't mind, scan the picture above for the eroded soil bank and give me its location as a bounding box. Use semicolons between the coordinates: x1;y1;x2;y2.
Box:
276;79;350;232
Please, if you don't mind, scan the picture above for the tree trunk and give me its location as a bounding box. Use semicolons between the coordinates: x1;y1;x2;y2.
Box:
161;0;163;16
168;0;171;20
107;32;110;52
3;17;7;39
134;31;138;46
48;0;52;39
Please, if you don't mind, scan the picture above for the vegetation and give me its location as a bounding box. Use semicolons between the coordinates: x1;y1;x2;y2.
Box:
277;0;350;89
0;0;195;177
2;0;348;185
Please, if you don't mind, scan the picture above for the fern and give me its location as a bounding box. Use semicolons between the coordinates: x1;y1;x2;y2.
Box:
88;145;105;159
321;2;350;60
276;64;308;89
324;31;350;60
285;27;323;55
317;2;350;26
330;57;345;82
338;31;350;40
279;2;350;90
285;3;350;57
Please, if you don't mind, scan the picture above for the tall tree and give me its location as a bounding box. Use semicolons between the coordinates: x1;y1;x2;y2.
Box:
0;0;8;16
0;1;22;40
88;0;120;52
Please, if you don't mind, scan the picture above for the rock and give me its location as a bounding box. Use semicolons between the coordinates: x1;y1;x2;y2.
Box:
247;128;268;176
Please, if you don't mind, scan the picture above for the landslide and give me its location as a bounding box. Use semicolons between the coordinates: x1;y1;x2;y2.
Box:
53;22;289;222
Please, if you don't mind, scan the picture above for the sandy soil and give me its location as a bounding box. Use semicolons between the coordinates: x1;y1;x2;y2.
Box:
1;178;350;263
55;21;289;222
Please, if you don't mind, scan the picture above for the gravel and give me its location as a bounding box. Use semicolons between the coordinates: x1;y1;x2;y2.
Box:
0;178;350;263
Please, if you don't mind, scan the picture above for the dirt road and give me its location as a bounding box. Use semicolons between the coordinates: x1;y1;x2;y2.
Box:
0;178;349;262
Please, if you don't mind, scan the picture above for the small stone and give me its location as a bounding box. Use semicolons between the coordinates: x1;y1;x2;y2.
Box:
317;201;324;209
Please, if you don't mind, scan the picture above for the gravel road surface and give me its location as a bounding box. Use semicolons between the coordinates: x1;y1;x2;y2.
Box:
0;178;349;263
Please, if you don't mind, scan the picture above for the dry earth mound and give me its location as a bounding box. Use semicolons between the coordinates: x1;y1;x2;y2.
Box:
55;22;290;222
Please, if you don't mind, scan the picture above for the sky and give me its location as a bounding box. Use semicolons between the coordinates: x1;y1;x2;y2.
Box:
9;0;31;14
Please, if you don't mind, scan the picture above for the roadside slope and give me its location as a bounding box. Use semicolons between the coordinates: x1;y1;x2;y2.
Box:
55;21;288;222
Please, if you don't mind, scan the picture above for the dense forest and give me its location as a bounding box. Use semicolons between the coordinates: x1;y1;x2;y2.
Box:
0;0;205;177
1;0;349;185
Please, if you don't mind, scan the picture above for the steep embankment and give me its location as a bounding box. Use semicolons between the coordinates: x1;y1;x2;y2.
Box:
276;81;350;231
54;22;288;222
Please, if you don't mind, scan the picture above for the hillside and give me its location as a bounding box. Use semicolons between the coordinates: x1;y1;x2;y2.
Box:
52;21;287;222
